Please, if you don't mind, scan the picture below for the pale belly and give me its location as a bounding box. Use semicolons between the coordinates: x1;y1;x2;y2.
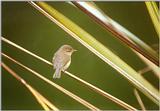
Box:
63;60;71;71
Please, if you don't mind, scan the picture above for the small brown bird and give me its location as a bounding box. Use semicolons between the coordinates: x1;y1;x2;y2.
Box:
52;45;76;79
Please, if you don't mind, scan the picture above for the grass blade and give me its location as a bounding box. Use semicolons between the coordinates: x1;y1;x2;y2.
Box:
2;53;100;110
145;1;160;37
1;63;56;111
135;50;160;78
72;2;159;66
64;71;137;110
27;2;159;104
134;89;146;111
138;67;151;74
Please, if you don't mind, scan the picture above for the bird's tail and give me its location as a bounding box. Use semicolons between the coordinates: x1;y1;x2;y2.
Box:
53;68;61;79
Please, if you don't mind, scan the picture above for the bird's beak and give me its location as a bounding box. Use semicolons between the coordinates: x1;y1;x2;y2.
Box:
73;49;77;52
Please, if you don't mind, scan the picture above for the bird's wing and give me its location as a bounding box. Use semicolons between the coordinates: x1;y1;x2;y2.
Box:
52;51;71;70
52;53;63;69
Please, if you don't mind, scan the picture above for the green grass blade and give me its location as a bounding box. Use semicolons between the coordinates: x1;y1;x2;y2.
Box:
145;1;160;38
29;1;159;105
71;2;158;66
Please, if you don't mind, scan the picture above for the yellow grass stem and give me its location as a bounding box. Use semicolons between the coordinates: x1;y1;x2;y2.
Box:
134;51;160;78
1;63;56;111
145;2;160;37
134;89;146;111
64;71;137;110
2;53;100;110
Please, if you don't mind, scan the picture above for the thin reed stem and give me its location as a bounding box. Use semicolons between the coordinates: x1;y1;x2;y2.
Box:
134;50;160;78
1;37;137;110
64;71;137;111
138;67;151;75
2;53;99;111
134;89;146;111
2;37;52;66
1;63;58;111
25;85;50;111
34;90;59;110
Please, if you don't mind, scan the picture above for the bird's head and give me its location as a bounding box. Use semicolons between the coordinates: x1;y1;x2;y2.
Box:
61;45;77;55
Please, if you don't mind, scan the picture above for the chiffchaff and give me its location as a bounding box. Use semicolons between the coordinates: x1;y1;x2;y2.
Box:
52;45;77;79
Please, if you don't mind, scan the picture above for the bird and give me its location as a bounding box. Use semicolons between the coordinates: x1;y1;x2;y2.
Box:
52;45;77;79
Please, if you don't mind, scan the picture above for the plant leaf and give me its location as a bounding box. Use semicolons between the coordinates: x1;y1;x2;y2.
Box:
71;2;158;66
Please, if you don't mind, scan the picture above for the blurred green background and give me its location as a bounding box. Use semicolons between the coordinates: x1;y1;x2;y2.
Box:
2;2;159;110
